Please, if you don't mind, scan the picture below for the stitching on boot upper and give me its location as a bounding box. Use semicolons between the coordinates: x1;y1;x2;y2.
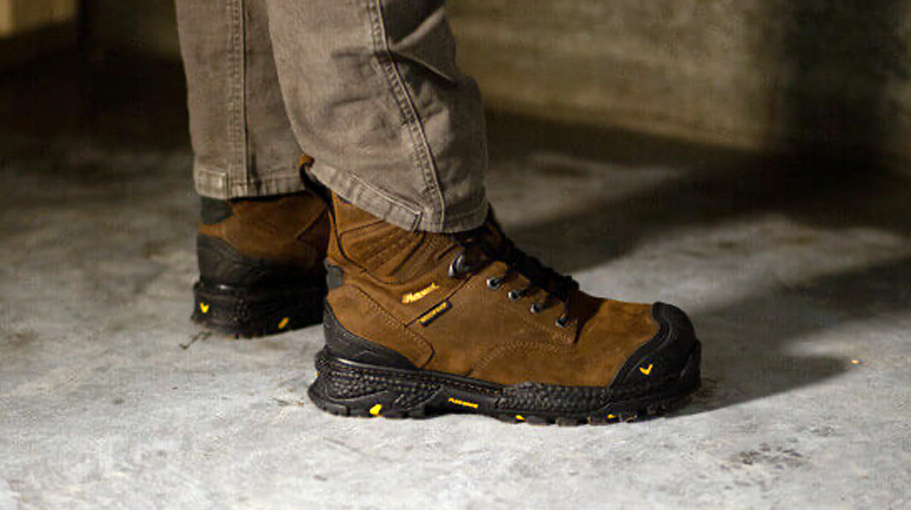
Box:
347;285;434;366
470;341;571;380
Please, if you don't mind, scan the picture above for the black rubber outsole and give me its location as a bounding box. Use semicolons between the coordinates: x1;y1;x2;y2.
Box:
191;280;325;338
308;343;701;426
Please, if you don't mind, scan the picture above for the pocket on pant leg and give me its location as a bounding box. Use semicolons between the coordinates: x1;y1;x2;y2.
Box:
385;4;460;84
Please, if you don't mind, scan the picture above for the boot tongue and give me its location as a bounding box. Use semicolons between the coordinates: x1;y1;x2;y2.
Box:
446;212;507;278
454;211;509;257
478;215;509;256
455;212;575;301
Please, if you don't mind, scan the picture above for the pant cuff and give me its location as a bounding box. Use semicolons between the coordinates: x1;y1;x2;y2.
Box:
194;163;306;199
310;161;489;233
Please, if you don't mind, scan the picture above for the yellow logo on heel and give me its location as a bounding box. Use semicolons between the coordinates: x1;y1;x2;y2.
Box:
199;303;210;314
639;363;653;375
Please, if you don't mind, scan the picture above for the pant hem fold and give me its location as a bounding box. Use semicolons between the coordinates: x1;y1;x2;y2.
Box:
194;165;305;199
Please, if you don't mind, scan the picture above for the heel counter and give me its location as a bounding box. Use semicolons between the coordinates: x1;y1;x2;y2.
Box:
196;233;234;281
197;233;317;287
324;285;433;368
200;197;233;225
322;303;417;370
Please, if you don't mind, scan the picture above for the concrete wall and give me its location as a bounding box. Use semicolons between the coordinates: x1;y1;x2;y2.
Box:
0;0;77;68
85;0;179;58
449;0;911;163
85;1;911;162
0;0;76;37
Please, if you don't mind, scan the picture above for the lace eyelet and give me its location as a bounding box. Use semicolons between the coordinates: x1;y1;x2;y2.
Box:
556;316;569;328
508;290;522;301
448;255;465;279
530;303;543;314
487;277;502;290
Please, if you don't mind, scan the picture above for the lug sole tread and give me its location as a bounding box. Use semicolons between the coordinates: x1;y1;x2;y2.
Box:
308;345;701;426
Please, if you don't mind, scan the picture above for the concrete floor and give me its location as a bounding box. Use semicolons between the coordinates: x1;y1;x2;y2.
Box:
1;58;910;510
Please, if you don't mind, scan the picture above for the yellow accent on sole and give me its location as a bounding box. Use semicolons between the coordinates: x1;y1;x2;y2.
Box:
369;404;382;416
199;303;210;314
515;415;525;421
607;414;616;420
278;317;290;329
639;363;653;375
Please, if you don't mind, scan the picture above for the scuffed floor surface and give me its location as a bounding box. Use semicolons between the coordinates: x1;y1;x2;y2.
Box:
1;58;910;510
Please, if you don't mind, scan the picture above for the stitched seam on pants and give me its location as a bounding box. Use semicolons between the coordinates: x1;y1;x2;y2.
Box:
367;0;446;228
412;195;488;231
229;173;306;197
227;0;248;191
437;198;488;223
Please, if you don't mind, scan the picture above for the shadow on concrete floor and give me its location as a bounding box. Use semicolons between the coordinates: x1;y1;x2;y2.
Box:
489;111;911;414
685;256;911;413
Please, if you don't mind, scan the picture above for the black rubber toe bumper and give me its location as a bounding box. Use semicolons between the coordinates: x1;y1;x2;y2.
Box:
609;302;701;390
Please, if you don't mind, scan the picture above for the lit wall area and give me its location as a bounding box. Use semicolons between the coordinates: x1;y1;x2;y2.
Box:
11;1;911;163
0;0;77;66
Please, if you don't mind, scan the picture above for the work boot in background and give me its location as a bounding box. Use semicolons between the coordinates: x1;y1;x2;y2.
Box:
308;194;701;425
191;182;329;338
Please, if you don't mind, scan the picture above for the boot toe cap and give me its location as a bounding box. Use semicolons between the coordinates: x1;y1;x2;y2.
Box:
609;302;700;390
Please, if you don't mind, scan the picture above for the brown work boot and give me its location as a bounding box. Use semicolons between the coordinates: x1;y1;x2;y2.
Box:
191;187;329;338
308;195;701;425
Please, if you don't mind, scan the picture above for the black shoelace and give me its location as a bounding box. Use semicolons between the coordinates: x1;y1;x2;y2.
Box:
447;224;580;328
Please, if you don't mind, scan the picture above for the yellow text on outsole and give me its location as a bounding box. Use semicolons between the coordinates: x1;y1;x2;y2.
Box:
369;404;382;416
278;317;290;329
447;397;478;409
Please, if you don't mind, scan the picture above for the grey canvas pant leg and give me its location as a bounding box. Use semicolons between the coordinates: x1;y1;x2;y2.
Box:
176;0;306;198
264;0;489;232
176;0;489;232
